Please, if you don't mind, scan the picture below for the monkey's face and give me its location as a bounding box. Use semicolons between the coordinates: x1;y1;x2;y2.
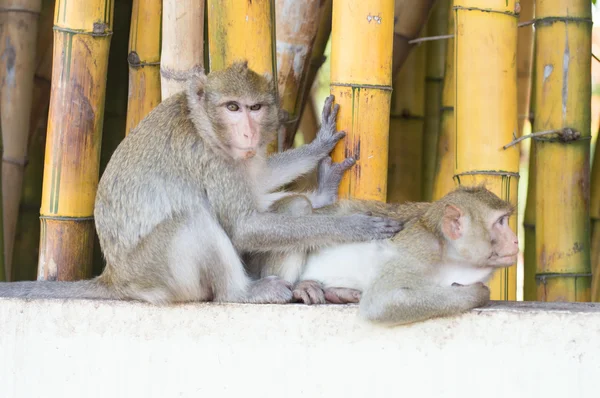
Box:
214;99;277;160
443;206;518;268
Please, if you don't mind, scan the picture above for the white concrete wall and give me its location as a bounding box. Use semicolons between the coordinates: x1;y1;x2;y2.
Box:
1;298;599;398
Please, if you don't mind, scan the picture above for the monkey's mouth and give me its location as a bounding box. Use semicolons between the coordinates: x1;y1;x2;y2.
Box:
489;252;518;267
229;145;257;159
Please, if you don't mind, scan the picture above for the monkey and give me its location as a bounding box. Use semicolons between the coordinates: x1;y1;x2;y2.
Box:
267;185;519;326
0;61;402;303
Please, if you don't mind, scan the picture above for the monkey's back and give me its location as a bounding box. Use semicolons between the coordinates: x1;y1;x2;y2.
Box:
94;93;214;264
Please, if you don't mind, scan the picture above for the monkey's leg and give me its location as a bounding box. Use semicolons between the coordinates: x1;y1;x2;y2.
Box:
359;281;490;326
122;212;293;304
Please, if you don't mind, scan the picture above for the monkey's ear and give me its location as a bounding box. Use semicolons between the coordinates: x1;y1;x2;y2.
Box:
187;72;208;103
441;204;463;240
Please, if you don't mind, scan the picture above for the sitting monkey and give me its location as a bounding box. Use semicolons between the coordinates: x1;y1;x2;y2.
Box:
0;62;401;303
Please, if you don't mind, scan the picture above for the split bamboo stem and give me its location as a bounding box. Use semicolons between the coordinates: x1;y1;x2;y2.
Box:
392;0;435;78
11;0;55;281
534;0;592;302
0;128;4;282
276;0;324;151
160;0;204;100
523;56;537;301
126;0;162;134
431;0;455;201
421;0;450;201
454;0;520;301
207;0;278;153
38;0;114;281
330;0;394;202
387;43;427;203
517;0;534;137
300;0;332;121
0;0;42;281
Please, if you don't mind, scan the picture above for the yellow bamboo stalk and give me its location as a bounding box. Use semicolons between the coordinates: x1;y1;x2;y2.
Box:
431;0;455;201
454;0;519;301
11;0;55;281
534;0;592;302
207;0;278;153
330;0;394;202
0;0;42;281
387;43;427;203
421;0;450;201
38;0;114;281
392;0;435;77
160;0;204;100
125;0;162;134
522;45;537;301
517;0;534;137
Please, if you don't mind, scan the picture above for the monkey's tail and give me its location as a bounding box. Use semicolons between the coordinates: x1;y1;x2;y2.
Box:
0;278;121;300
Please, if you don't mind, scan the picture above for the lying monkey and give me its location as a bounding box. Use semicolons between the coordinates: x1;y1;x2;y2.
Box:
259;186;519;326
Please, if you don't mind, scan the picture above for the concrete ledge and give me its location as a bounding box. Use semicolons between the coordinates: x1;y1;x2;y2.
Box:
1;299;600;398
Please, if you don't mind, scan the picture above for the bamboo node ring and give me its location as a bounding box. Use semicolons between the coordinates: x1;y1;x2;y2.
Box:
2;155;28;167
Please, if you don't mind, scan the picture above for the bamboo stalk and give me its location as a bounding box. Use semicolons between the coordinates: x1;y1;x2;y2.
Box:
431;0;455;201
534;0;592;302
517;0;534;138
11;0;55;281
0;124;4;282
421;0;450;201
522;44;537;301
592;121;600;301
38;0;114;281
454;0;520;301
160;0;204;100
0;0;42;281
387;43;427;203
207;0;278;153
300;0;332;123
276;0;324;151
392;0;435;78
12;115;46;281
125;0;162;134
330;0;394;202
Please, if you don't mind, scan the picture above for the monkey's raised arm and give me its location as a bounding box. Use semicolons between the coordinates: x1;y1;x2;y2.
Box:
262;96;344;192
232;212;402;252
315;199;430;223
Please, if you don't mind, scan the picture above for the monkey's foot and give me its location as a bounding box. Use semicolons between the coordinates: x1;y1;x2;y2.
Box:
245;276;293;304
293;280;326;305
324;287;361;304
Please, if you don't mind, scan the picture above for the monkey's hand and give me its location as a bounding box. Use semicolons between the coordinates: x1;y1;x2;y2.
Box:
293;280;327;304
311;156;356;208
245;276;293;304
312;95;346;155
345;214;403;240
452;282;490;309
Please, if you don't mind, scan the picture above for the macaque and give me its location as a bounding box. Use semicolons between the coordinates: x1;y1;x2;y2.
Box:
0;61;401;303
283;186;519;326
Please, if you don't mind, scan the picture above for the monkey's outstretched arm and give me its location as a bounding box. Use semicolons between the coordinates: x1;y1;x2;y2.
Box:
233;213;402;252
263;96;344;192
359;266;490;326
315;200;430;222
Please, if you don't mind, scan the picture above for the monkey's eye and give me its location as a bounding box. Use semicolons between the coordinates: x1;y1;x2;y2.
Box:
498;216;508;226
249;104;262;111
226;103;240;111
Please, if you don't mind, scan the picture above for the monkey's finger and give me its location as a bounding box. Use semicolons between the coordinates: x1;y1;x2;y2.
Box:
330;103;340;123
325;288;361;304
293;288;314;305
321;95;334;120
307;286;326;304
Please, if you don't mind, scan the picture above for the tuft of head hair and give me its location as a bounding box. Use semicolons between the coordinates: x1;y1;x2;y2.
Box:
204;60;277;106
422;185;514;236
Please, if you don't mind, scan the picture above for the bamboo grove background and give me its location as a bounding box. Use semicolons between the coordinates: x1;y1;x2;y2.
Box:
0;0;599;303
